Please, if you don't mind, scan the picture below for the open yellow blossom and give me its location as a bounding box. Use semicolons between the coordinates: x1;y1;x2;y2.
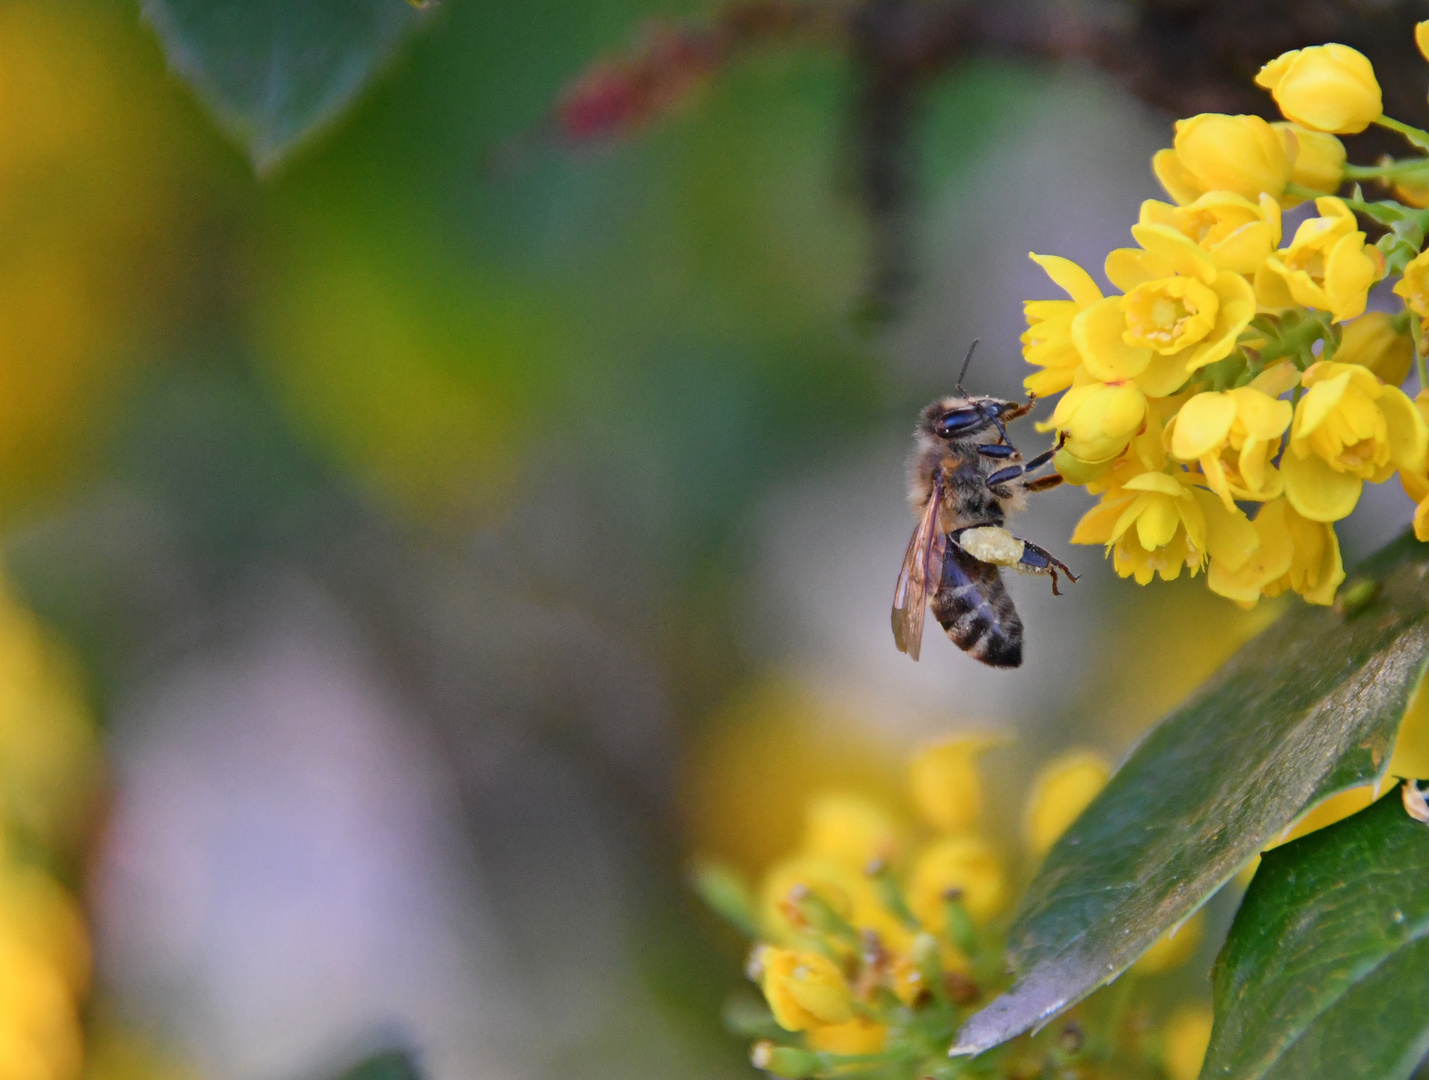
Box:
1022;752;1109;859
1392;248;1429;318
1071;469;1258;584
1282;360;1428;521
1205;497;1295;606
1168;387;1292;508
1021;253;1104;397
1138;192;1281;275
806;1017;886;1055
1256;44;1382;134
756;946;854;1031
1256;198;1381;322
1337;312;1413;386
1273;123;1346;197
907;736;997;834
1103;224;1256;375
802;793;901;871
1152;114;1292;204
906;835;1007;929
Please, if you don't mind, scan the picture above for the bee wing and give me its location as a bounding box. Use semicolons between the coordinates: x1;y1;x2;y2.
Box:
892;484;946;661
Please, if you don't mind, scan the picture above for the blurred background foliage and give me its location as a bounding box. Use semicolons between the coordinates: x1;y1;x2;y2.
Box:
0;1;1416;1079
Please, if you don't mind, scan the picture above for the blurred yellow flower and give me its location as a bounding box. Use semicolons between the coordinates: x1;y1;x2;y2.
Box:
806;1017;886;1055
1418;20;1429;64
1283;361;1428;521
1390;675;1429;780
907;736;995;834
906;835;1007;929
802;794;901;871
756;946;854;1031
1139;192;1281;275
1022;752;1109;859
1169;388;1293;508
1153;114;1292;204
1273;123;1346;197
1256;198;1381;322
759;852;903;950
1162;1004;1214;1080
1256;44;1382;134
1337;312;1414;386
1134;911;1204;974
1021;254;1104;397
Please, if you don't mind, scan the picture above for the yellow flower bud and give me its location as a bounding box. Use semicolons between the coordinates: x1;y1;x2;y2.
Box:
1336;312;1413;386
907;835;1007;929
802;793;900;870
1283;361;1429;521
806;1017;887;1055
1255;44;1382;134
1256;198;1381;322
1048;381;1148;464
1155;114;1292;204
1394;248;1429;318
1022;752;1109;858
907;736;996;833
756;946;854;1031
759;853;911;953
1133;910;1204;974
1162;1004;1214;1080
1418;21;1429;64
1273;122;1346;196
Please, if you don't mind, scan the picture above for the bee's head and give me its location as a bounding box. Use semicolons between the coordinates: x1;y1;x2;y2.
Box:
920;395;1019;443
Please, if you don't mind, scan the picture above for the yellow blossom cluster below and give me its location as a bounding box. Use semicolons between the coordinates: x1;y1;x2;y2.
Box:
734;737;1211;1079
1025;29;1429;605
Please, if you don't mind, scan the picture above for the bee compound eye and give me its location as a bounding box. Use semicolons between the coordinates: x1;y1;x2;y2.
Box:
935;408;985;438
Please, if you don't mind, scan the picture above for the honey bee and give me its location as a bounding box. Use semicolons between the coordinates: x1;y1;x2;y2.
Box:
892;342;1076;668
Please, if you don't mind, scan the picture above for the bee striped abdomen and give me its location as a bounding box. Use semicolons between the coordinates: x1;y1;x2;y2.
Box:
931;544;1023;668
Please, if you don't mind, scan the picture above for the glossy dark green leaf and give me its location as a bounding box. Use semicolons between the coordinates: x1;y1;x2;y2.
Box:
141;0;423;172
953;533;1429;1056
1204;785;1429;1080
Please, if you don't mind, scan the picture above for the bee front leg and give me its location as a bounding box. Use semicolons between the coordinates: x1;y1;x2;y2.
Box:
985;432;1066;490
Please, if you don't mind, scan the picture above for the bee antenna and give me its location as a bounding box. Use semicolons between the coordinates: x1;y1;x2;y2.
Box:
956;339;979;395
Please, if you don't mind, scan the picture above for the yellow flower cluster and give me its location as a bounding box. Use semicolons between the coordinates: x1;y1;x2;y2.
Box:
1026;32;1429;605
708;738;1208;1080
0;582;98;1080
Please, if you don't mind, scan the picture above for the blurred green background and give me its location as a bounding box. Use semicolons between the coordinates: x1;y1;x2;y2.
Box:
0;3;1412;1079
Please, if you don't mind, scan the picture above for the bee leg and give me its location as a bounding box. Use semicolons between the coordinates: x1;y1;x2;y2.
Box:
1016;540;1078;595
1001;393;1036;423
977;443;1018;460
985;433;1066;488
1023;474;1063;493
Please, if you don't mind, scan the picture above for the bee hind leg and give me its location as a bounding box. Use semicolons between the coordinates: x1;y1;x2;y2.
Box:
1015;539;1077;596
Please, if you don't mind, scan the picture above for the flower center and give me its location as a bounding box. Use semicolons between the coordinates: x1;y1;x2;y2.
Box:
1336;438;1377;470
1122;277;1219;354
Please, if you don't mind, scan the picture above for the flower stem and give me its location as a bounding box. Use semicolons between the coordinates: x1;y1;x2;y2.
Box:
1375;115;1429;153
1344;158;1429;181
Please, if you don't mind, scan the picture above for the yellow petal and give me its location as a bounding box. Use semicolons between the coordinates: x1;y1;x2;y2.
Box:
1197;489;1259;571
1073;298;1153;381
1029;252;1103;307
1282;448;1362;521
1170;392;1237;459
1380;383;1429;474
1152;148;1203;205
1129;223;1218;284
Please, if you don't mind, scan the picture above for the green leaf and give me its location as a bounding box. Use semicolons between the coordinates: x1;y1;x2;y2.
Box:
952;533;1429;1057
1204;785;1429;1080
140;0;424;173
